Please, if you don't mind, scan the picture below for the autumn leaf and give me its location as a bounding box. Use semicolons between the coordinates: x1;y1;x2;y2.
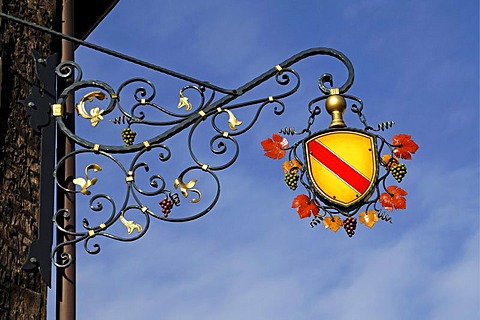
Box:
282;159;301;173
323;216;343;232
359;210;379;228
380;185;408;211
392;134;419;160
261;134;288;159
292;194;319;219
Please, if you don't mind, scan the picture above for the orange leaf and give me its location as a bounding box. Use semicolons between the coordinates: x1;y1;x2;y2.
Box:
261;134;288;159
292;194;319;219
380;185;408;211
282;159;301;173
392;134;419;160
323;216;343;232
359;210;379;228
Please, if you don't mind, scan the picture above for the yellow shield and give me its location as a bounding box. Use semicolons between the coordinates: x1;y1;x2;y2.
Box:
304;129;378;209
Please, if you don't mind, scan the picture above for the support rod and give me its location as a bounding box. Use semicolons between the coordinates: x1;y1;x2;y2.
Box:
0;11;238;95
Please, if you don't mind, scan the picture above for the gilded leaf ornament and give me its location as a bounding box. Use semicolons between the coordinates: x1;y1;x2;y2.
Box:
177;91;192;111
119;215;142;234
75;91;107;127
225;109;242;130
73;164;102;195
174;176;201;203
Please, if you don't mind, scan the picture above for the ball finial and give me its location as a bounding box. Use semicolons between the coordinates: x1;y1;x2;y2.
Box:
325;95;347;128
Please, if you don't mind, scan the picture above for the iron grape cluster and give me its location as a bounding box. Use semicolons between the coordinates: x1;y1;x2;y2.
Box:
391;163;407;183
284;171;299;190
159;197;174;217
121;127;137;146
343;217;357;237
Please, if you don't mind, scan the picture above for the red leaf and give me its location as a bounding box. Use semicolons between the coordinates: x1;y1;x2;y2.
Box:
387;185;407;196
393;196;407;210
380;185;408;211
261;134;288;159
292;194;319;219
392;134;419;160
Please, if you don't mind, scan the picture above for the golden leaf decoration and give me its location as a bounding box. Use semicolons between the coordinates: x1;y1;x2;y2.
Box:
359;210;379;228
323;216;343;232
119;215;142;234
89;107;104;127
174;176;201;203
224;109;242;130
76;91;107;127
177;91;192;111
73;164;102;195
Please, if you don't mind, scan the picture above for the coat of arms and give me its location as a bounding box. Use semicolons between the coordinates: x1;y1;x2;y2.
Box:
261;93;418;237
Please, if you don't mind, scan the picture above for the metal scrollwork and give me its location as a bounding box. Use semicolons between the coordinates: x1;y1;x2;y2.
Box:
31;47;357;268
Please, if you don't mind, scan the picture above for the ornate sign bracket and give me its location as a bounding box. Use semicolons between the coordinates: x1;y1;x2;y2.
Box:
5;14;418;286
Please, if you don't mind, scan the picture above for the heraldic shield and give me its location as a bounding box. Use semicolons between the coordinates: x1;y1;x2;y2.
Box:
304;129;378;210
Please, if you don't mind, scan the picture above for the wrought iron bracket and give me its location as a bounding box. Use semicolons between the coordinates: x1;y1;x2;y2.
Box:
20;39;421;287
21;46;356;284
13;12;418;285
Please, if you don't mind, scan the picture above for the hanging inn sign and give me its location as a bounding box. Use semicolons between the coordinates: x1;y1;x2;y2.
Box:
261;93;418;237
8;14;419;285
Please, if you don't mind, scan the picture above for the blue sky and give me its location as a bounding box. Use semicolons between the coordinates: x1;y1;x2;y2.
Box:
47;0;478;319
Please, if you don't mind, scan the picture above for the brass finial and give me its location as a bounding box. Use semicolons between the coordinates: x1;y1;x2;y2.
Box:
325;94;347;128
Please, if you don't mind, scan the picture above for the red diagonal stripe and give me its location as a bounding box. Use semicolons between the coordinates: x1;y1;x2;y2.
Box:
308;139;370;194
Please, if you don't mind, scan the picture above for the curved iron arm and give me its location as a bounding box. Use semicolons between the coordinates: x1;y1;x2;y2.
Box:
54;47;354;152
0;13;354;98
0;12;237;95
235;47;354;95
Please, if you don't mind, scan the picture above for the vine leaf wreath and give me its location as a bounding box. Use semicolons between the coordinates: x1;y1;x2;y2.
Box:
261;130;419;237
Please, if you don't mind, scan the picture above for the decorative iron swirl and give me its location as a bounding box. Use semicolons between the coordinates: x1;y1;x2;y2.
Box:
83;194;117;230
55;60;83;83
187;118;240;171
116;77;156;122
129;143;171;197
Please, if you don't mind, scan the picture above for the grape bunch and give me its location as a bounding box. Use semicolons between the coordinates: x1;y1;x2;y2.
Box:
343;217;357;237
158;197;174;217
284;171;299;190
391;163;407;183
121;127;137;146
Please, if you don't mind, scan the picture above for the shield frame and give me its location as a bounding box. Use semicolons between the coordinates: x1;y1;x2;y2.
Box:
303;128;379;210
